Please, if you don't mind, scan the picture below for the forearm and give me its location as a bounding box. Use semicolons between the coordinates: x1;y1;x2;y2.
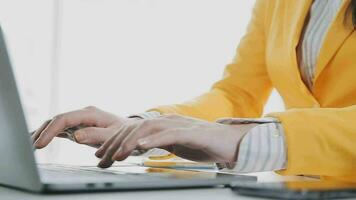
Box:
147;89;237;122
132;112;288;173
217;118;287;173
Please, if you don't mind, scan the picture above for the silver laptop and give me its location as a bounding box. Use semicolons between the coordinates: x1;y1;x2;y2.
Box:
0;27;256;193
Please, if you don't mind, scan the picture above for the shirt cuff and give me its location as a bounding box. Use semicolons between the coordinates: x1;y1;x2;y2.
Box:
217;117;287;173
128;111;161;119
216;117;280;124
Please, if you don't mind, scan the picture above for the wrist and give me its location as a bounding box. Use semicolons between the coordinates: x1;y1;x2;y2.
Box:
224;124;258;165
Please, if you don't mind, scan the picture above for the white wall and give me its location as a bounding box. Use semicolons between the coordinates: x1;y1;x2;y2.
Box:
0;0;284;165
0;0;53;128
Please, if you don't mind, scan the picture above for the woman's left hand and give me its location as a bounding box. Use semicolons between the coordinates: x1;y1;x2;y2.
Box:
95;114;256;168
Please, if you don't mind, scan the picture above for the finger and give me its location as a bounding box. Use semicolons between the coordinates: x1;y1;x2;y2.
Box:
94;127;123;158
34;108;100;149
31;119;52;144
95;123;136;158
73;127;110;145
111;119;169;161
98;125;135;168
137;129;188;150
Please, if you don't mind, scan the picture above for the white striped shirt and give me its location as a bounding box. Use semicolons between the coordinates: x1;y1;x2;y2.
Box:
135;0;343;173
299;0;343;90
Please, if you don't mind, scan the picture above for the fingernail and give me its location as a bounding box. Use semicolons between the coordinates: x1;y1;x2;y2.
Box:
98;155;108;168
74;131;83;142
98;160;106;168
95;148;103;158
138;138;150;146
98;159;112;169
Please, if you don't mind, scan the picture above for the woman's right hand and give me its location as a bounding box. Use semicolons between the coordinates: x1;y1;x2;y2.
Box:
32;106;136;149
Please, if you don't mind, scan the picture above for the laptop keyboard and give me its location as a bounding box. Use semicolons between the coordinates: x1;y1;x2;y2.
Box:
38;164;157;184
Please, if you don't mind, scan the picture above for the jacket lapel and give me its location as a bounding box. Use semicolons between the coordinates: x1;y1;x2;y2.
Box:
314;0;355;82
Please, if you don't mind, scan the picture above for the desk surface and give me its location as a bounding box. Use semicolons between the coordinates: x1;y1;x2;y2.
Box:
0;171;313;200
1;186;245;200
1;153;316;200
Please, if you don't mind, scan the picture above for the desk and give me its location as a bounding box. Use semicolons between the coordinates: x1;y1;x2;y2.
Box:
0;172;313;200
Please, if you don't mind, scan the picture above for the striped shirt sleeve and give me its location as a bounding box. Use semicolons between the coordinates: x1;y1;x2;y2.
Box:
217;117;287;173
128;111;162;119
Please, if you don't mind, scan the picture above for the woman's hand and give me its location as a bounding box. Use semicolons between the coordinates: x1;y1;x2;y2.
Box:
95;114;256;168
32;106;136;149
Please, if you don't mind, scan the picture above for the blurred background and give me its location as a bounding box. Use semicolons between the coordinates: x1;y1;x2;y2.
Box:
0;0;284;165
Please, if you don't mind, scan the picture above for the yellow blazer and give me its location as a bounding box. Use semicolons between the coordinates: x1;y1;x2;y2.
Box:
151;0;356;181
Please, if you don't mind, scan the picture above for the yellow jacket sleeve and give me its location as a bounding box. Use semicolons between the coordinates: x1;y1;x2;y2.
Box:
150;0;272;121
268;106;356;179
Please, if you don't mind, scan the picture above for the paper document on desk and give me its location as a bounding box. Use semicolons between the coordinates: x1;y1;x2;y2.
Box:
142;153;217;170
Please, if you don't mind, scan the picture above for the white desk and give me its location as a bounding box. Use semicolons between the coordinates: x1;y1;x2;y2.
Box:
0;172;312;200
0;186;246;200
2;151;315;200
